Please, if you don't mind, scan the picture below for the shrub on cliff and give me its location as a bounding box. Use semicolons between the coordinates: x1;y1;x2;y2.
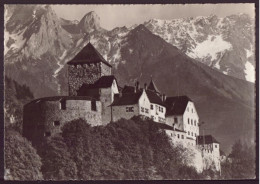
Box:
5;128;43;180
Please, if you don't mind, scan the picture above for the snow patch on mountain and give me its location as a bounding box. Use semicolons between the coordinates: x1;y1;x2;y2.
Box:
188;35;232;61
245;61;255;82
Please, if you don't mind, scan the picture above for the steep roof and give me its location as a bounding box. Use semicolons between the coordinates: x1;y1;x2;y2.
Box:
77;76;117;95
147;78;160;93
110;91;143;106
67;43;112;67
197;135;219;145
121;85;143;94
145;90;165;107
165;96;192;116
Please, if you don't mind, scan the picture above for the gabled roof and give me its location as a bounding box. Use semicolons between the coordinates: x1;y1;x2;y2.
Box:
147;78;160;93
145;90;165;107
165;96;192;116
110;91;143;106
67;43;112;67
121;85;143;94
77;76;117;95
197;135;219;145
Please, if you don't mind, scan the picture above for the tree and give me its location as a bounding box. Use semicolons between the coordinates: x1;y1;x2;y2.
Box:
38;134;78;180
5;128;43;180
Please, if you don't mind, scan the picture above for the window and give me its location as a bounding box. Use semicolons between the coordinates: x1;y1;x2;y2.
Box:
191;132;193;136
91;100;97;111
188;131;190;135
174;117;178;123
181;135;184;139
151;115;154;120
215;145;218;148
141;107;144;112
194;121;196;126
150;104;153;110
53;121;60;126
60;100;66;110
171;133;173;137
177;134;180;139
44;131;51;137
161;108;163;113
145;108;149;113
188;118;190;124
126;107;134;112
191;119;193;125
187;107;189;112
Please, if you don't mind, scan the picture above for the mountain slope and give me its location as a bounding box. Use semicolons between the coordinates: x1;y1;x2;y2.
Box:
144;14;255;82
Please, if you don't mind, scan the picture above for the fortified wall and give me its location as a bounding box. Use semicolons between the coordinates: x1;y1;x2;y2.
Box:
23;96;102;146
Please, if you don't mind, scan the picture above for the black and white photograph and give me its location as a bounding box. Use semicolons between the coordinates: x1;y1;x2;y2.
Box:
3;2;258;181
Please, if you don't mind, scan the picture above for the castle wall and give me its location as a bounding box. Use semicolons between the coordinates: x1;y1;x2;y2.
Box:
183;102;199;139
68;63;101;96
111;104;139;122
100;88;113;124
101;62;112;76
23;99;102;146
166;115;184;130
165;129;187;146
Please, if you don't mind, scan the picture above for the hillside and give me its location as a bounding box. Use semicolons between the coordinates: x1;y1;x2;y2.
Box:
4;5;256;153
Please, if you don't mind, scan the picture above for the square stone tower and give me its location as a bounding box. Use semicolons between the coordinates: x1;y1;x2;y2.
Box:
67;43;112;96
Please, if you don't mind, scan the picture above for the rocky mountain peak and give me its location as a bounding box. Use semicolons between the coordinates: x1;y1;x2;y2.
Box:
78;11;101;33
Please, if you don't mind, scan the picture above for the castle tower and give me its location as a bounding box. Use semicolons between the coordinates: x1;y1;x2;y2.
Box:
67;43;112;96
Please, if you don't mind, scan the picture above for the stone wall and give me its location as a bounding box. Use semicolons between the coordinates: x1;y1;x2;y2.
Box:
68;63;101;96
111;104;139;122
101;63;112;76
23;98;102;146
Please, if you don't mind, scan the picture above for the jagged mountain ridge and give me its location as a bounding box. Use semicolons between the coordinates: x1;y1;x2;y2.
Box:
4;5;255;153
143;14;255;82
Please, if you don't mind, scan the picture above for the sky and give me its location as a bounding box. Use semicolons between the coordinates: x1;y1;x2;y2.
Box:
52;4;255;30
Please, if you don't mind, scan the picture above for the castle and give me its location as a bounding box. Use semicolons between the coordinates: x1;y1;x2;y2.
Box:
23;43;221;172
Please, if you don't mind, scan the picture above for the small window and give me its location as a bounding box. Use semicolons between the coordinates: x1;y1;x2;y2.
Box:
174;117;178;123
141;107;144;112
192;109;194;113
194;121;196;126
177;134;180;139
53;121;60;126
151;115;154;120
215;145;218;148
181;135;184;139
191;132;193;136
91;100;97;111
171;133;173;137
145;108;149;113
187;107;189;112
150;104;153;110
60;100;66;110
191;119;193;125
188;118;190;124
188;131;190;135
161;108;163;113
44;131;51;137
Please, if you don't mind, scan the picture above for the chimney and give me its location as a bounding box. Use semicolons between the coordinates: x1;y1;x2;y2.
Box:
144;83;147;90
135;81;139;93
162;94;166;102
